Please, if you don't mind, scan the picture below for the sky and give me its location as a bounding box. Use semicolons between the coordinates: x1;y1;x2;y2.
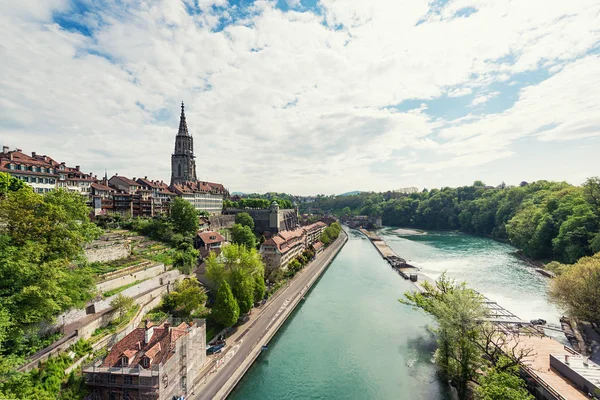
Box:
1;0;599;195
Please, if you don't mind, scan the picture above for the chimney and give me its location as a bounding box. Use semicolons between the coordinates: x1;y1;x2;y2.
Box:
16;149;22;152
2;146;8;153
75;165;80;171
133;177;136;181
32;151;36;157
164;322;170;331
144;320;154;344
145;176;148;180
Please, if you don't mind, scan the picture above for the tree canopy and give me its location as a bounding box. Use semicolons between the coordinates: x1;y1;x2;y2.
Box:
0;188;99;358
211;281;239;327
206;244;266;320
231;223;257;249
549;252;600;324
170;197;199;236
309;179;600;263
162;278;207;317
235;212;255;230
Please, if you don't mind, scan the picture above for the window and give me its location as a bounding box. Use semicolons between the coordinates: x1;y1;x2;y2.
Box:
120;356;128;366
178;164;182;177
124;375;133;385
109;374;116;384
142;357;149;368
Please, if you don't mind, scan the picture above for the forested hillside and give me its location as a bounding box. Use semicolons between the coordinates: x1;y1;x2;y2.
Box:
311;179;600;264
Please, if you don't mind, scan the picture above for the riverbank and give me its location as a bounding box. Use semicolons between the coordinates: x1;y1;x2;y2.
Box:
190;231;348;400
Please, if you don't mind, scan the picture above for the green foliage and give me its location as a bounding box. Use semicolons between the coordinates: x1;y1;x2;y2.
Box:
206;244;266;316
320;222;342;246
109;294;135;320
212;281;239;327
162;278;207;317
170;197;199;236
476;358;534;400
231;223;258;249
224;196;294;210
311;179;600;263
0;172;27;195
549;252;600;324
173;242;199;274
235;212;255;230
253;273;266;303
0;188;98;352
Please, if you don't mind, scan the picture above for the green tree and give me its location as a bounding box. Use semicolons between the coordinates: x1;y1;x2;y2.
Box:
231;223;257;249
401;273;486;398
173;242;199;274
235;212;255;230
0;172;27;195
253;273;266;303
110;294;135;321
549;253;600;324
0;188;101;262
212;281;239;327
475;358;534;400
206;244;265;314
162;278;207;316
170;197;199;236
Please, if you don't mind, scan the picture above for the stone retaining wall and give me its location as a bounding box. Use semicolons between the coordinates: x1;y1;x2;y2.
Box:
85;241;131;263
97;264;166;294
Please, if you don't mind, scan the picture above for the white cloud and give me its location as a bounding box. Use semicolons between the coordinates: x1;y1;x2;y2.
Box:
0;0;599;194
470;91;499;107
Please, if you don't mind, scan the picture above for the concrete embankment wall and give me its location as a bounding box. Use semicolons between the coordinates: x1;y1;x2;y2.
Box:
214;232;348;399
96;263;166;293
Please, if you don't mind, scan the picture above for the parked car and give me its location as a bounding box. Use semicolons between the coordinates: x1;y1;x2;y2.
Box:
206;343;225;355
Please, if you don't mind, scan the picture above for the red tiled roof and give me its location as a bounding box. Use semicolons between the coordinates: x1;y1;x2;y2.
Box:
110;175;140;187
313;241;323;251
91;182;114;191
170;180;228;195
102;322;190;368
196;231;225;244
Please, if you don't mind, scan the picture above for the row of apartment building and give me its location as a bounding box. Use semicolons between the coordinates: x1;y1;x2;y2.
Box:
0;147;228;216
259;221;327;272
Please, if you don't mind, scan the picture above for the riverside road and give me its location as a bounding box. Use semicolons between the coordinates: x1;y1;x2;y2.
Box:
190;233;347;400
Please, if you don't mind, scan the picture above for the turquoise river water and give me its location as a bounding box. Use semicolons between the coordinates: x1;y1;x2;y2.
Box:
229;227;562;400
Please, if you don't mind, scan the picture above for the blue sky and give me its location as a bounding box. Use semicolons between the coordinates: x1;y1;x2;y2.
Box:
1;0;599;194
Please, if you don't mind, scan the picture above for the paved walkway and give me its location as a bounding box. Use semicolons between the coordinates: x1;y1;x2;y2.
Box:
189;233;348;400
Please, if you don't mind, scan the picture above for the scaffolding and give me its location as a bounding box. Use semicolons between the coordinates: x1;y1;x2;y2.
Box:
83;317;206;400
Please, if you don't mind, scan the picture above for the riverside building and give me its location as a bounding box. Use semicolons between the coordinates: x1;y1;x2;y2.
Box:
260;221;327;272
83;319;206;400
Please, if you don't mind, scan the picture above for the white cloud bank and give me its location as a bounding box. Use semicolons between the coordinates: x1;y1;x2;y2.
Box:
0;0;599;194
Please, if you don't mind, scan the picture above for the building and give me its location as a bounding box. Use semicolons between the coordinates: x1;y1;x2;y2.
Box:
0;147;59;194
109;175;141;195
260;221;328;272
194;231;226;258
168;103;228;215
224;201;299;234
170;180;228;215
83;319;206;400
136;177;176;215
171;102;197;186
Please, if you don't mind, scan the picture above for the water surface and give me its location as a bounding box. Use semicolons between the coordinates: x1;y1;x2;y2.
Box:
230;228;561;399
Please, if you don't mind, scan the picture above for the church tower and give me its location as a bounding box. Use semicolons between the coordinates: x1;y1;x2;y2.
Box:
171;102;197;186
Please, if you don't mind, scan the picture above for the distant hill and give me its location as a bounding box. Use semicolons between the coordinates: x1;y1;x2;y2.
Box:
231;192;247;196
338;190;362;196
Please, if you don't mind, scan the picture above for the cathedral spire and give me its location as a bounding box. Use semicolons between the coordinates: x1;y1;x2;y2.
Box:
178;101;189;136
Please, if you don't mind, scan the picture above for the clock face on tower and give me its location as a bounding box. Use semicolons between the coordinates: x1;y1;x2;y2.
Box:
162;374;169;388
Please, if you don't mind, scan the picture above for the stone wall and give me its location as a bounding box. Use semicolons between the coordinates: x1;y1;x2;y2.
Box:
96;264;166;294
208;214;235;230
224;208;298;234
85;241;131;263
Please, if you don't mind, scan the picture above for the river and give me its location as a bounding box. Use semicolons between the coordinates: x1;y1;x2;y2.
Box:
229;227;562;399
